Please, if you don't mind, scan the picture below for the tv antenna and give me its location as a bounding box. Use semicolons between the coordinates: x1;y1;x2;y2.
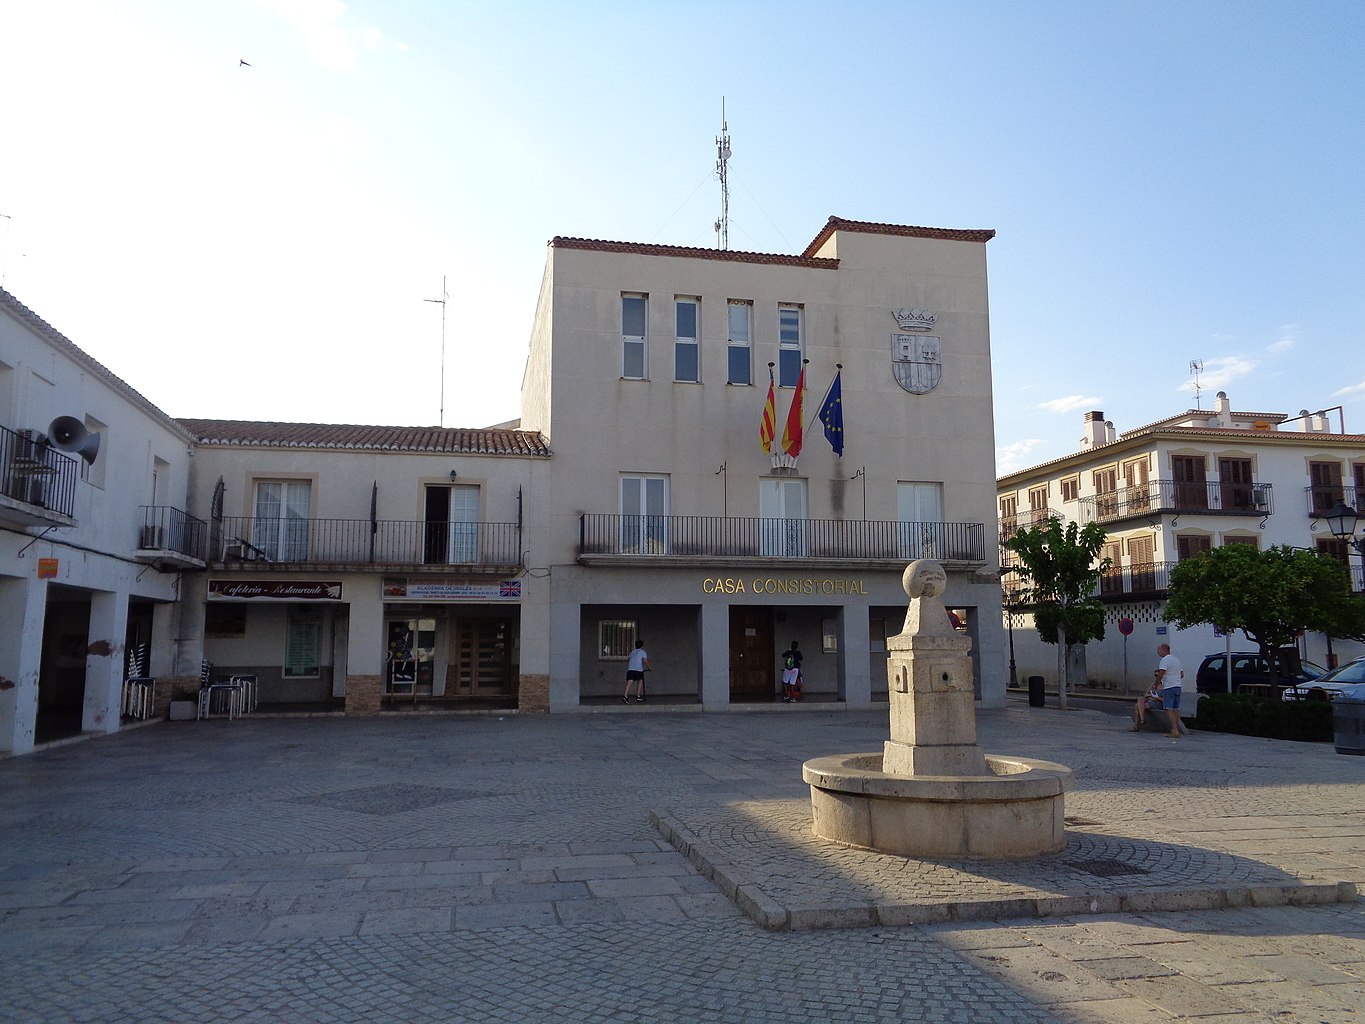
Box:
714;99;731;250
424;275;449;427
1189;359;1204;409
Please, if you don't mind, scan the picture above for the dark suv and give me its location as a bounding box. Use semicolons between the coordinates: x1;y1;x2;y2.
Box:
1194;652;1324;695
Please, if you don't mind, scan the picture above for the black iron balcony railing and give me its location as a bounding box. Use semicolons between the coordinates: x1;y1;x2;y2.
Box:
1003;560;1178;606
138;506;209;561
1078;480;1272;525
0;423;79;518
578;514;987;562
213;516;522;568
1304;484;1359;516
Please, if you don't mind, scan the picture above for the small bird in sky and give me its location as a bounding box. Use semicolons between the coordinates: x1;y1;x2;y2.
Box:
239;59;251;67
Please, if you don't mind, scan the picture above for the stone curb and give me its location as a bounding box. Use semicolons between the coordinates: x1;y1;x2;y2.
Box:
650;810;1358;932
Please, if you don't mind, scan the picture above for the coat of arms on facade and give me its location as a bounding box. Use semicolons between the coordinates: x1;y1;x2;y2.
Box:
891;308;940;395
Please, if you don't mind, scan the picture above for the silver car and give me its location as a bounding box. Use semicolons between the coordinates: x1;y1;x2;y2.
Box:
1281;657;1365;702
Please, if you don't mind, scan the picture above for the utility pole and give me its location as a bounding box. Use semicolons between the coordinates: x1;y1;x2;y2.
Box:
424;276;449;426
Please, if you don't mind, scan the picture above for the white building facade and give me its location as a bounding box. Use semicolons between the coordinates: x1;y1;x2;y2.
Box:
1;215;1008;755
997;393;1365;694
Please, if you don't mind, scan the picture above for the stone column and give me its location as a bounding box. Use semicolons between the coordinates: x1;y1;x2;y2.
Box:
0;575;46;755
882;560;989;777
344;581;384;716
699;602;730;708
83;589;129;735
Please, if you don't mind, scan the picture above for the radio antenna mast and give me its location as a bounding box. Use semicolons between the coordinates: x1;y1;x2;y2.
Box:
424;276;449;426
1189;359;1204;410
714;99;731;250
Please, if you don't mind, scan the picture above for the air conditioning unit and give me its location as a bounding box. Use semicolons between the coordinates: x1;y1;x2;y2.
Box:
14;428;42;461
141;525;164;549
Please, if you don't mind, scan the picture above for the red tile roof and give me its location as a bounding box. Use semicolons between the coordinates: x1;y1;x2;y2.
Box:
177;419;551;456
801;217;997;257
550;236;838;269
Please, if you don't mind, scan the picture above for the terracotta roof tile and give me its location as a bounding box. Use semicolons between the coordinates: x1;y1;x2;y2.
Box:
177;419;551;457
801;217;996;257
550;236;838;269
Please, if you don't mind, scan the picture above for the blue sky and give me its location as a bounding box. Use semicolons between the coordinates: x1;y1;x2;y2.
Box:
2;0;1362;474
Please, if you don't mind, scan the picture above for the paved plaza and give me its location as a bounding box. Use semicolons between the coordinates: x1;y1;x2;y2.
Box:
2;700;1364;1023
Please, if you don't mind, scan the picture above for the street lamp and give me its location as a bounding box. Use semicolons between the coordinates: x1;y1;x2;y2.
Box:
1324;500;1365;555
999;563;1019;688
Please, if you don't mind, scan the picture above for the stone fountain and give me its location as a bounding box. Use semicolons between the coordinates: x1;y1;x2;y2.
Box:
803;559;1072;858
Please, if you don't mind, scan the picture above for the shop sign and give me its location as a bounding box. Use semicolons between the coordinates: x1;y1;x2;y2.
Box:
702;576;869;596
208;580;342;601
37;557;59;579
384;578;522;601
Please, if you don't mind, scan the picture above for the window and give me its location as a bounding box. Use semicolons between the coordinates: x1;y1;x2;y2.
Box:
253;480;310;561
1171;455;1208;509
1122;457;1150;512
674;297;699;383
1100;540;1122;595
999;493;1018;535
622;293;647;379
1093;467;1118;518
778;304;802;386
620;474;668;554
898;481;943;559
284;615;321;678
760;477;807;556
1218;457;1254;510
424;483;480;564
1309;460;1343;513
821;618;838;654
598;620;637;660
1060;476;1079;502
1028;484;1049;524
1128;534;1156;592
1176;535;1212;560
727;301;751;385
1222;534;1259;548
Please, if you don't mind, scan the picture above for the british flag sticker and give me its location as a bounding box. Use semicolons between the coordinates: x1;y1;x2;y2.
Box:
499;580;522;598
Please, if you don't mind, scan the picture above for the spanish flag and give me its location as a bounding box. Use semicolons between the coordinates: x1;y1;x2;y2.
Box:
782;363;806;457
760;365;777;453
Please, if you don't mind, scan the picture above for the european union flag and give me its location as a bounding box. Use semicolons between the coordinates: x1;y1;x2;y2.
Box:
817;369;844;456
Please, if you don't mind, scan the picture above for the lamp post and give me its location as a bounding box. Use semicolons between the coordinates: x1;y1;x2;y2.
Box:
1323;500;1363;670
999;563;1019;688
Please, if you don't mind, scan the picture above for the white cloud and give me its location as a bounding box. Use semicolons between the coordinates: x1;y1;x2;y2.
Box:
1332;380;1365;398
1266;324;1298;354
1037;395;1103;414
996;439;1045;475
260;0;401;71
1181;355;1256;392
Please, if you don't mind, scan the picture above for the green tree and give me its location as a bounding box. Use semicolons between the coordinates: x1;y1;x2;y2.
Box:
1164;545;1363;676
1006;517;1111;710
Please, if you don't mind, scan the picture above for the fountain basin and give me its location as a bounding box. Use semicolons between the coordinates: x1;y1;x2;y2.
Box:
803;752;1073;859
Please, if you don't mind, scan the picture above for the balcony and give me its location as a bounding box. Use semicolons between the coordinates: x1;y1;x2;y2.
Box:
1004;561;1178;607
1304;485;1359;517
136;506;209;570
578;514;988;568
0;424;79;527
1078;480;1272;526
211;517;522;571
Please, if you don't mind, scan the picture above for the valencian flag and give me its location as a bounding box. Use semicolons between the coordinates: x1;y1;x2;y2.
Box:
817;367;844;456
782;362;806;457
759;364;777;454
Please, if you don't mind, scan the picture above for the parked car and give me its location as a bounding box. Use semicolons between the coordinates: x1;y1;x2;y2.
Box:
1194;652;1324;695
1281;657;1365;702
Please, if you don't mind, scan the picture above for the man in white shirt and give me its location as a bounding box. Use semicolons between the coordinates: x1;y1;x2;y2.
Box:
623;640;651;704
1154;643;1184;738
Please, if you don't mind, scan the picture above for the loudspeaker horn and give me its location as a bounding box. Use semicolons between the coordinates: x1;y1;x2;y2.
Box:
48;416;102;465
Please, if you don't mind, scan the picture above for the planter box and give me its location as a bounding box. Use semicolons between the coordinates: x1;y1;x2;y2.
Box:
168;700;197;721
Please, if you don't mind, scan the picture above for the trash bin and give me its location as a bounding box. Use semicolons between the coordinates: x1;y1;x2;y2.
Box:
1332;697;1365;755
1028;675;1045;708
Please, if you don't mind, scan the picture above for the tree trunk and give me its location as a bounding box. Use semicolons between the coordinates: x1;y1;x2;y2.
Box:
1057;622;1069;710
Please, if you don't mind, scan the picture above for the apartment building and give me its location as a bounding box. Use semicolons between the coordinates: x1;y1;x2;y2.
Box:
997;393;1365;690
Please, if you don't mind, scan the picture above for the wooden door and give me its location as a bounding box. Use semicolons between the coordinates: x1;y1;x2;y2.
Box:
1171;456;1207;509
453;618;513;696
729;607;774;700
1219;458;1253;510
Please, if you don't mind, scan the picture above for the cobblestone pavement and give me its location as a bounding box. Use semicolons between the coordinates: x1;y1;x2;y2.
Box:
1;701;1363;1023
